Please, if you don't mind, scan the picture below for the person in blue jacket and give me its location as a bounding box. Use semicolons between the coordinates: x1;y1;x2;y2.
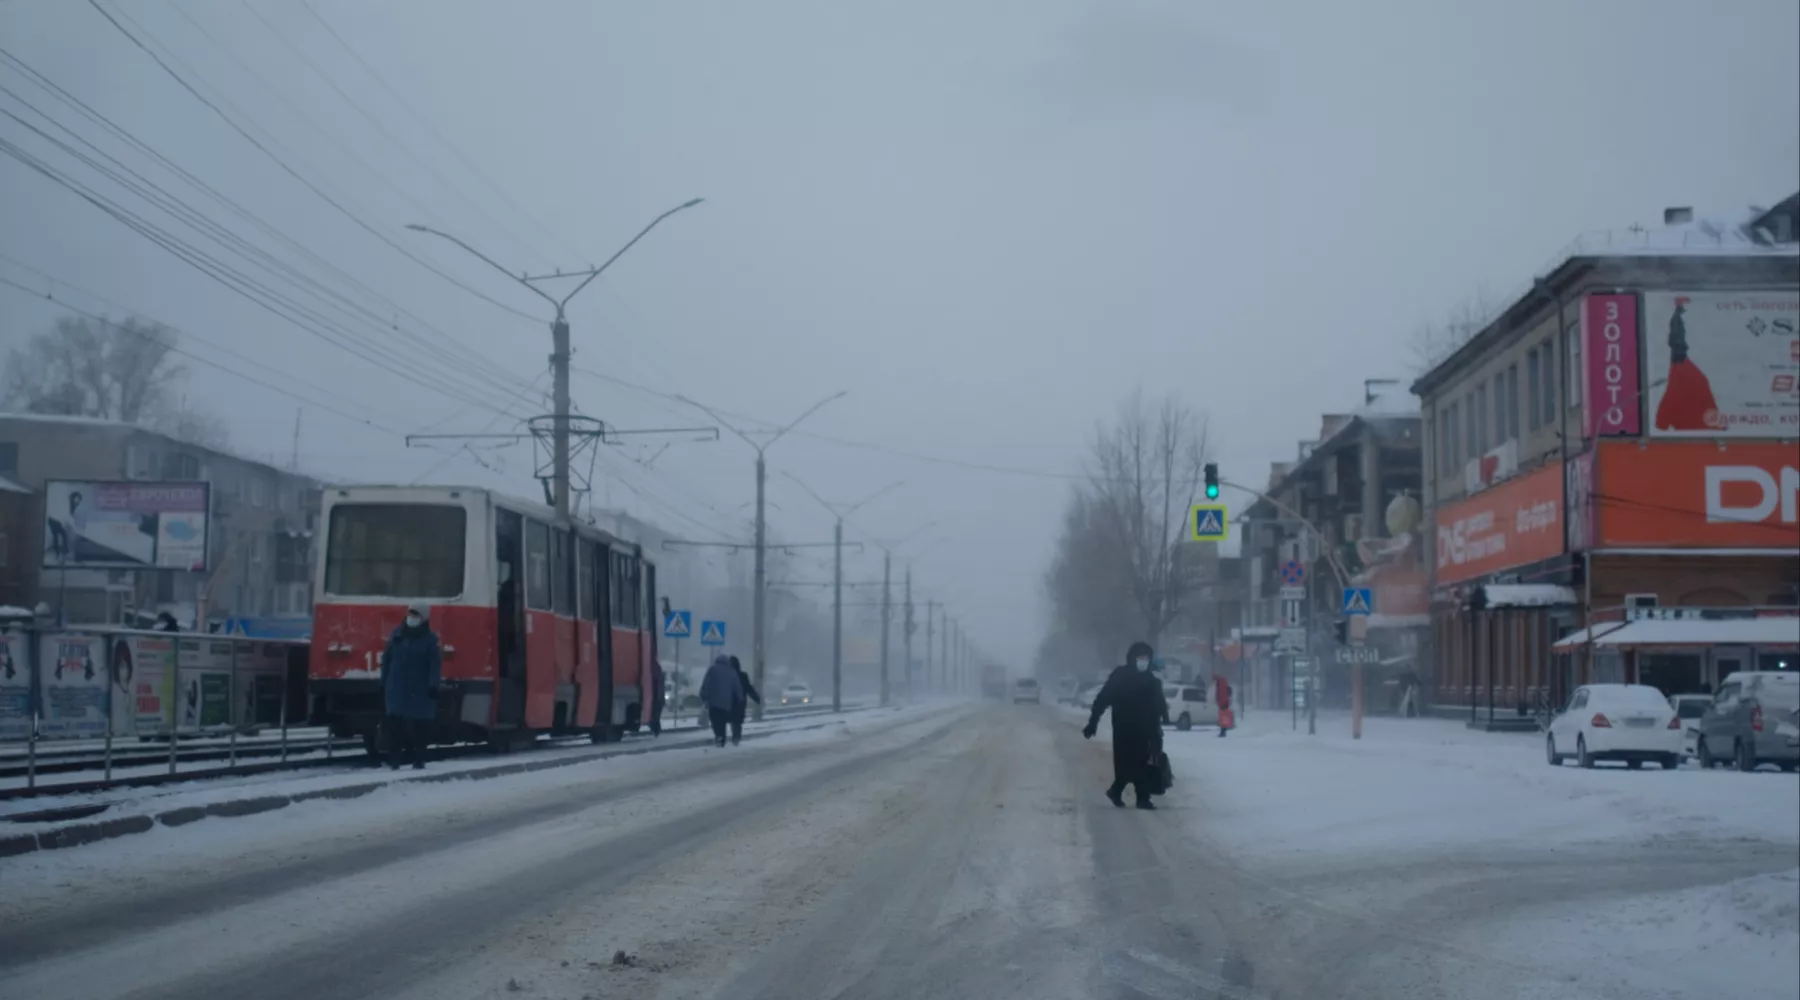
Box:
380;604;441;770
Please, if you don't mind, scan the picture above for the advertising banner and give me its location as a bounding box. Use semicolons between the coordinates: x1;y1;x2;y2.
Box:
237;642;289;728
1644;290;1800;437
1596;440;1799;548
38;633;108;739
109;633;177;736
0;631;30;741
40;480;210;571
1434;462;1564;586
175;637;235;733
1565;450;1596;552
1582;293;1642;437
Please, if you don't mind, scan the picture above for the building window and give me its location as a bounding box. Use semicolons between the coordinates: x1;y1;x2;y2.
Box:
1444;402;1459;469
1566;323;1582;407
1473;383;1487;455
1541;342;1557;425
1505;364;1519;440
250;478;267;508
0;531;7;567
251;534;268;568
0;441;16;477
1527;350;1541;430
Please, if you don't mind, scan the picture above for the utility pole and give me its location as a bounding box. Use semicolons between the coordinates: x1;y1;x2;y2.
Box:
289;408;303;471
406;198;704;517
941;614;950;690
832;518;843;712
677;394;847;720
903;568;914;699
880;553;892;706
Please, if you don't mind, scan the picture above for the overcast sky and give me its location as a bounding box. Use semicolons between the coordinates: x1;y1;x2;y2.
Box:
3;0;1796;664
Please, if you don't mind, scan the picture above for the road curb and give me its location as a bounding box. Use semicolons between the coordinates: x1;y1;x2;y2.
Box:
0;713;878;858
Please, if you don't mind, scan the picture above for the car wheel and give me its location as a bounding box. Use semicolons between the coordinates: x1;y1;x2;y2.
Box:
1176;713;1192;732
1626;759;1643;770
1697;738;1716;769
1660;754;1680;770
1736;740;1758;773
1577;736;1595;769
1546;735;1562;766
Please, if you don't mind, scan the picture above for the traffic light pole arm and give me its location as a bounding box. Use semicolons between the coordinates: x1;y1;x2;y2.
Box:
1220;478;1352;589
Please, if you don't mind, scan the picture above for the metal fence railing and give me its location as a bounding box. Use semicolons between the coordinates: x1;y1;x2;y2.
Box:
0;626;321;793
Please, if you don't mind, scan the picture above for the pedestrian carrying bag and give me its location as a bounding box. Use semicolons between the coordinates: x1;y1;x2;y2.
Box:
1146;751;1174;795
1218;707;1234;730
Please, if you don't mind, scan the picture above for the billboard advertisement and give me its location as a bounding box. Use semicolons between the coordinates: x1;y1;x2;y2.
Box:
1582;293;1642;437
1644;290;1800;437
109;633;177;736
1434;462;1564;586
176;637;235;733
0;631;29;741
41;480;210;571
38;633;109;739
1595;440;1799;548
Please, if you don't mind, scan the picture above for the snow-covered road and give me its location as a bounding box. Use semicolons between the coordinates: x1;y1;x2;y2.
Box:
2;703;1794;999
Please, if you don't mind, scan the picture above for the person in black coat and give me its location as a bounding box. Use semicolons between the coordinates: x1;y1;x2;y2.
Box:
1083;640;1167;809
729;655;760;746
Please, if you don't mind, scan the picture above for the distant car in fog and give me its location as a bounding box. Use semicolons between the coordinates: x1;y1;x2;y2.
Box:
1012;677;1041;704
1667;693;1712;758
781;682;813;706
1162;682;1220;731
1054;678;1080;705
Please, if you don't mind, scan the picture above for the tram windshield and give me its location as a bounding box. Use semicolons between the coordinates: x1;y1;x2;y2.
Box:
324;504;466;599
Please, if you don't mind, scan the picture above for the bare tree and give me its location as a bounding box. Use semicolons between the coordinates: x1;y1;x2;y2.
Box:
1042;390;1211;661
1410;289;1502;373
3;313;228;447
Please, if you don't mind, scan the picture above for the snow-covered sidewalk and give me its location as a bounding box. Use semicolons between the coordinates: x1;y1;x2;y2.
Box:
1160;708;1800;998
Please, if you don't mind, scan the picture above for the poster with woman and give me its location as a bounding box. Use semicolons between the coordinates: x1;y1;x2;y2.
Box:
110;634;176;736
0;631;30;741
38;633;108;739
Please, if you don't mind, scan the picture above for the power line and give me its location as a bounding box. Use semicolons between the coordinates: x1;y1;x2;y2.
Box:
0;133;533;419
0;273;403;435
0;48;539;396
0;95;539;413
297;0;585;264
82;0;545;324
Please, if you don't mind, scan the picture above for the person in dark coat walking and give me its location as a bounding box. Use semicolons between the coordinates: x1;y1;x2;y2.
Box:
647;658;666;737
728;654;760;746
1083;640;1167;809
699;653;742;747
380;604;441;770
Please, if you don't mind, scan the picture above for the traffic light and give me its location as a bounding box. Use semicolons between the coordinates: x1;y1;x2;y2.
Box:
1204;462;1220;500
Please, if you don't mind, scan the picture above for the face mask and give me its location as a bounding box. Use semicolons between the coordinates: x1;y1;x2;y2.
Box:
405;614;422;628
1134;658;1149;672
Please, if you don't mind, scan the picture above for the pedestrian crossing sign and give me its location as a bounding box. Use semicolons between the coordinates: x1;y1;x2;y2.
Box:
700;620;727;646
1189;504;1229;542
1342;587;1374;616
663;610;692;638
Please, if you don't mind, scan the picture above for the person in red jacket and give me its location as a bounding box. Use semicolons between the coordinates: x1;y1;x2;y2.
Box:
1214;674;1234;737
1654;296;1722;432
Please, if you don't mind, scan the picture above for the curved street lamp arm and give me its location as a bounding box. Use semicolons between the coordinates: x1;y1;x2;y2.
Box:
403;224;558;312
780;471;838;519
1222;478;1351;588
557;197;705;309
843;480;904;519
767;390;847;449
674;394;761;452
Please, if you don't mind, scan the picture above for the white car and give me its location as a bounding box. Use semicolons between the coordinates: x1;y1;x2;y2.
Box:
1163;683;1221;731
1012;677;1041;704
1546;684;1683;770
780;683;812;706
1668;693;1713;759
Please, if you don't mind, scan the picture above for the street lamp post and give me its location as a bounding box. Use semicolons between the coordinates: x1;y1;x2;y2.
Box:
677;393;846;720
783;475;904;712
405;197;703;517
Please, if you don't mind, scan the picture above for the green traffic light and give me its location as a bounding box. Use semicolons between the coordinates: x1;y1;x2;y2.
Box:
1205;484;1220;499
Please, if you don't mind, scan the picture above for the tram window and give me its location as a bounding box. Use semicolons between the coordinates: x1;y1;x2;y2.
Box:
524;520;551;610
577;541;597;621
551;529;573;616
325;504;465;598
612;552;640;629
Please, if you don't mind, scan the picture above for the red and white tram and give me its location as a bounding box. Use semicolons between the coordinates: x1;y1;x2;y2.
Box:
308;485;659;750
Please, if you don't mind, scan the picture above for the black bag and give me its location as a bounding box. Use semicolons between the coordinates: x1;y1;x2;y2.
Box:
1146;751;1174;795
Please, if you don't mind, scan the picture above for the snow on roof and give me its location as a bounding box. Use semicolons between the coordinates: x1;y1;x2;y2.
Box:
1481;583;1578;608
1559;617;1800;649
0;411;135;430
1355;388;1420;418
0;605;36;619
0;474;30;495
1553;210;1799;260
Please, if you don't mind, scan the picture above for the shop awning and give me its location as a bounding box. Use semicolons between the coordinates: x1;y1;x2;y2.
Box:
1557;617;1800;650
1552;622;1630;650
1481;583;1578;608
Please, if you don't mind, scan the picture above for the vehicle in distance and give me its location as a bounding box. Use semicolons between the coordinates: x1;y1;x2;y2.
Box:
1668;693;1712;758
780;683;812;706
1054;677;1080;705
981;664;1007;699
1162;682;1220;731
1696;672;1800;772
1012;677;1041;704
1546;684;1682;770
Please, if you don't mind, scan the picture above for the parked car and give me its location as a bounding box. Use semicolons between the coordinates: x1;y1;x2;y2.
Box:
1162;682;1221;731
1696;672;1800;773
780;682;813;706
1668;693;1713;759
1546;684;1682;770
1055;678;1081;705
1012;677;1041;704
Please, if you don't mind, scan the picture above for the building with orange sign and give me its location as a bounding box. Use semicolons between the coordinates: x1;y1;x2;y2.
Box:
1414;199;1797;720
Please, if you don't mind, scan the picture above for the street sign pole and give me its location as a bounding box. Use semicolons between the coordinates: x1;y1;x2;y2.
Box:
1306;568;1316;737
